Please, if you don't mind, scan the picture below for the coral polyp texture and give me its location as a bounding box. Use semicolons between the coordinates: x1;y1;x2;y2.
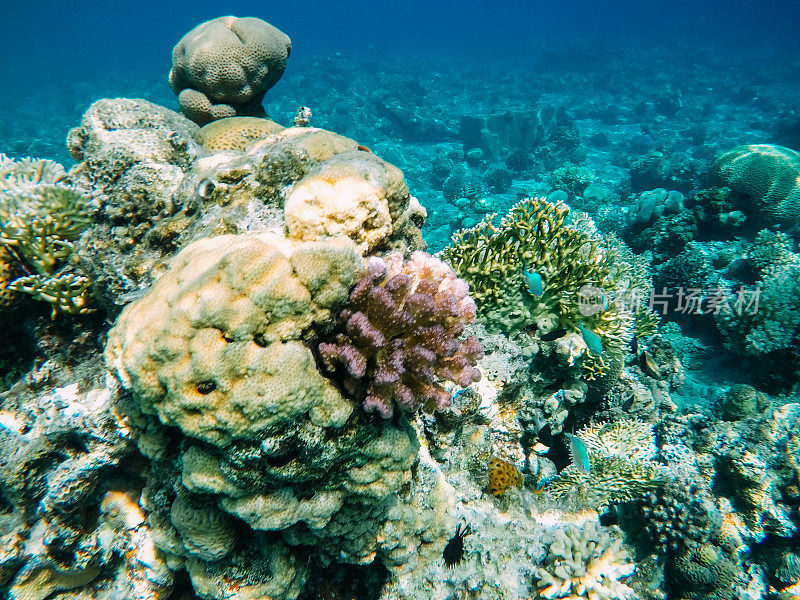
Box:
715;229;800;357
318;251;482;418
710;143;800;229
0;154;94;317
66;98;425;310
169;16;292;125
10;14;800;600
284;149;424;254
195;115;285;150
640;478;722;554
105;232;363;447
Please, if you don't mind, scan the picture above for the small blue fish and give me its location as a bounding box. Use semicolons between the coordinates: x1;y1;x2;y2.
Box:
564;433;591;474
523;270;544;296
579;324;603;356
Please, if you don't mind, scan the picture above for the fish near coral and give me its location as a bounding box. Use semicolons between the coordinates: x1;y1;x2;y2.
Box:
565;432;591;474
579;323;603;356
488;456;523;496
639;350;662;379
523;269;544;296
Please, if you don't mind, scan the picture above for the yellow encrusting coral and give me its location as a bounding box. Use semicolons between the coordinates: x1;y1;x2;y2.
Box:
488;456;523;496
195;116;286;151
284;149;420;254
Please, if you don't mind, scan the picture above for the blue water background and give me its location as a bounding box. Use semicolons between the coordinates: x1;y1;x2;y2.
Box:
3;0;799;95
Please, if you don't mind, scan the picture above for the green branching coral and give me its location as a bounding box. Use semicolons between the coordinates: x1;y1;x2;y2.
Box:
440;197;641;378
0;154;94;318
7;274;94;318
603;233;660;341
550;165;596;198
1;184;92;275
442;197;609;327
548;421;665;507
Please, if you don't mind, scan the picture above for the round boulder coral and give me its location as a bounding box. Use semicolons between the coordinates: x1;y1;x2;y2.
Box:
710;144;800;229
169;16;292;125
284;149;422;254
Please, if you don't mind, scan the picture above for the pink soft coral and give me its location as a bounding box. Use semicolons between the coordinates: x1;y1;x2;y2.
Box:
318;251;482;418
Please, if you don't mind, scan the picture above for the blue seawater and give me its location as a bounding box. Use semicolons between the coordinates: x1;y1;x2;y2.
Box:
2;1;800;597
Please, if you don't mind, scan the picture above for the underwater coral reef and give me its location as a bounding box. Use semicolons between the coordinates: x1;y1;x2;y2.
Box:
2;11;800;600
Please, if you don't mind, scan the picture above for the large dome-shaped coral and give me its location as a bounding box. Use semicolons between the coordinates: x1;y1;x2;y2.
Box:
710;143;800;229
105;232;362;447
169;16;291;125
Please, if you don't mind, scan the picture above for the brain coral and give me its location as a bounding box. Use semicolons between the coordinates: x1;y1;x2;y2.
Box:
169;16;292;125
710;144;800;228
105;232;363;447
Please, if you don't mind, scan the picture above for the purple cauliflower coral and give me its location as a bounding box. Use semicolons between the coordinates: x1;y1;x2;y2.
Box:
318;251;483;418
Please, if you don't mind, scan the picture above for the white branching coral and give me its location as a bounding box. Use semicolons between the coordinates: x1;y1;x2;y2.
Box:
547;421;664;507
580;420;656;462
535;521;635;600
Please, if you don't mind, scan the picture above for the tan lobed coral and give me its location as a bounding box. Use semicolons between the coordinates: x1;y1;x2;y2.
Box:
104;229;436;580
186;537;307;600
285;148;425;254
195;116;285;151
105;232;362;447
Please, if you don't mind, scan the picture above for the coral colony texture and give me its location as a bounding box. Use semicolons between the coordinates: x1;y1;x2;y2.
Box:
4;11;800;600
